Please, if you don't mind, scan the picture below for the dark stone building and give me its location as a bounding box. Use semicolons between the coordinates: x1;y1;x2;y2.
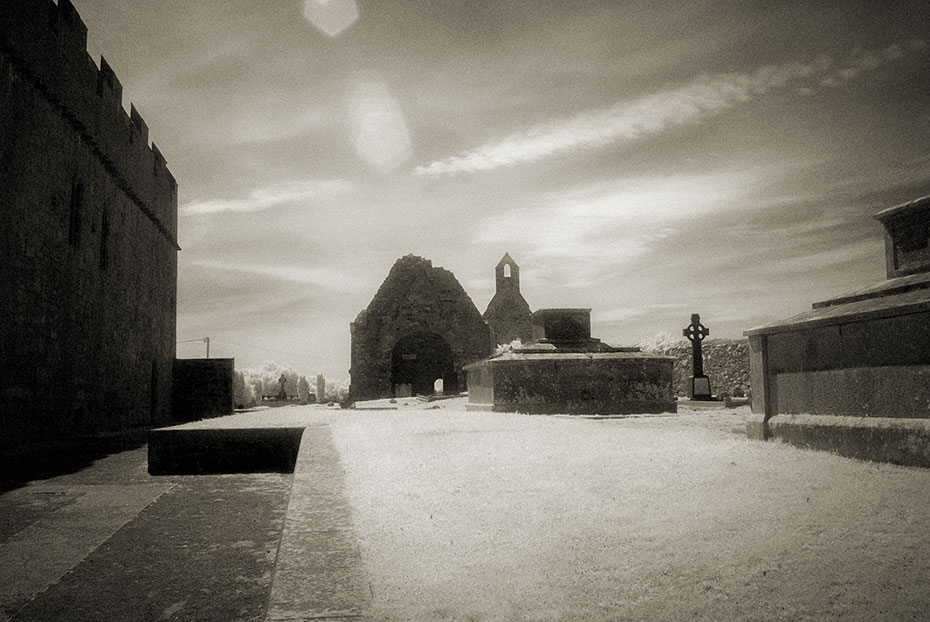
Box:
0;1;179;449
745;194;930;466
483;252;533;345
350;255;493;400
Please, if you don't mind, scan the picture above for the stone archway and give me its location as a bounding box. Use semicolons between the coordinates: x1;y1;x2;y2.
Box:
391;331;457;397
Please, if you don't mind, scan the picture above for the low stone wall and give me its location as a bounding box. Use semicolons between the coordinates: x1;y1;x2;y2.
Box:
148;427;304;475
172;358;234;422
647;339;751;398
746;414;930;468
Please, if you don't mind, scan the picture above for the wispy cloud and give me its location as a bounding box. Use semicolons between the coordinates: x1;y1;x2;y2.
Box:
182;179;353;215
758;239;881;276
191;259;372;293
478;170;757;254
474;170;765;293
415;41;925;176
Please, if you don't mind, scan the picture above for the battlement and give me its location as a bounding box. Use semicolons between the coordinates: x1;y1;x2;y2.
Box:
0;0;178;247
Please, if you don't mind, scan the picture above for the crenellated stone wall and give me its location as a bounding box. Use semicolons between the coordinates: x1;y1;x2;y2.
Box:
0;0;178;447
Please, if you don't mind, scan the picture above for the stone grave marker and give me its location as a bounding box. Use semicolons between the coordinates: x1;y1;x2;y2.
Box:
683;313;713;400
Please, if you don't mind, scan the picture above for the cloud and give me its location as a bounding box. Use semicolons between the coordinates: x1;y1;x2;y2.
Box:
415;41;924;176
757;239;881;276
190;259;371;293
472;170;767;295
478;170;758;257
182;179;353;215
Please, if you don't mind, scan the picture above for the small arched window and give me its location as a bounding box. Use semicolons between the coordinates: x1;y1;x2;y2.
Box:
503;263;512;278
99;210;110;269
68;182;83;246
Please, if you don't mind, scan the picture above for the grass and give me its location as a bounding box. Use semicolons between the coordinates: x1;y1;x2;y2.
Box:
318;401;930;622
168;399;930;621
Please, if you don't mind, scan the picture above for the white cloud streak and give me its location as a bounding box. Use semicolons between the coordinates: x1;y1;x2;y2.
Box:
191;259;371;293
415;41;924;176
182;179;353;216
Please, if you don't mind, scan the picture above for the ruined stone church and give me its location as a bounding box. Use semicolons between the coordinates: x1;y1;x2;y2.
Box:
349;253;533;401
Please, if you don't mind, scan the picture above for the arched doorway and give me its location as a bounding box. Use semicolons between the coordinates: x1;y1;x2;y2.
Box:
391;332;457;397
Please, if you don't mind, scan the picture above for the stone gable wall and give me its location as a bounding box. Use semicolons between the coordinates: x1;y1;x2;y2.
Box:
350;255;493;400
0;1;178;448
484;287;533;345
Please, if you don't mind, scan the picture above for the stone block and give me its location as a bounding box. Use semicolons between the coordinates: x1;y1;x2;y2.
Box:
172;358;234;422
147;427;304;475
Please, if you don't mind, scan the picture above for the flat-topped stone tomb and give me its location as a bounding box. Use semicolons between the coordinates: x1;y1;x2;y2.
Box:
466;308;675;415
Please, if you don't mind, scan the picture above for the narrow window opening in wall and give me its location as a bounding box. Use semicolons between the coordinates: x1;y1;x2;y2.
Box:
68;182;83;246
150;360;158;423
99;210;110;269
504;263;512;278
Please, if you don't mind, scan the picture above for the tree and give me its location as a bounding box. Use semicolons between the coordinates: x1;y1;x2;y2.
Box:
232;370;257;408
297;376;311;404
325;377;350;403
638;331;687;353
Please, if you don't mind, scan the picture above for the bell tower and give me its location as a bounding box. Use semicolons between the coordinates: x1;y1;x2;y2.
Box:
484;253;533;345
495;252;520;293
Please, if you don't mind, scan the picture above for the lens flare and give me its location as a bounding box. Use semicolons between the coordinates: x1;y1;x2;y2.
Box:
302;0;358;37
349;76;412;173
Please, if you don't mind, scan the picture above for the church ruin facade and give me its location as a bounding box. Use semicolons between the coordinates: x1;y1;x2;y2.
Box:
349;255;493;401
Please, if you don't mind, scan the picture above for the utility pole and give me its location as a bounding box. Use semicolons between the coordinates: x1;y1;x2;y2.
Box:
176;337;210;358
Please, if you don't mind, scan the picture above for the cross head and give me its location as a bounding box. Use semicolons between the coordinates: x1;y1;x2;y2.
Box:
683;313;709;342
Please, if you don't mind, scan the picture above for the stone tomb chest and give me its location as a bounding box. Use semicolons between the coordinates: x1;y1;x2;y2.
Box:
466;309;676;415
744;194;930;465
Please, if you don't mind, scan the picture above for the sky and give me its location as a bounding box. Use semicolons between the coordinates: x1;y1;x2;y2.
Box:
72;0;930;381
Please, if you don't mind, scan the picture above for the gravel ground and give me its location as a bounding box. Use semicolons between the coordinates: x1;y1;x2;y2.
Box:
173;400;930;621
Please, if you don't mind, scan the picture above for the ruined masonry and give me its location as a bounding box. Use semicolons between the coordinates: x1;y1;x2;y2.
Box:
483;253;533;345
349;255;493;401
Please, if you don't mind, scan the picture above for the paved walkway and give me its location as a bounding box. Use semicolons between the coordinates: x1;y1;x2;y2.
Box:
0;423;364;621
266;425;369;621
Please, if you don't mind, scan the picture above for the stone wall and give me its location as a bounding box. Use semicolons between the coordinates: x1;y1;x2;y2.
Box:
172;359;235;423
467;354;677;415
350;255;493;400
0;1;178;447
648;339;751;398
749;308;930;418
483;254;533;345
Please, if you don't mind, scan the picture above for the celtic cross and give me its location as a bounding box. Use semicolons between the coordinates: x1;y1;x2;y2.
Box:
682;313;712;399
